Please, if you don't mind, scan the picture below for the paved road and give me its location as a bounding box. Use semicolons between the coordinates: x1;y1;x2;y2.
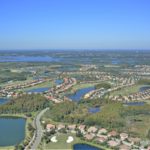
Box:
29;108;49;150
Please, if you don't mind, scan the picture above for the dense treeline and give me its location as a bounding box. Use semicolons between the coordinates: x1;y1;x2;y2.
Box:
43;98;150;132
45;101;77;122
0;94;50;114
84;102;124;128
121;104;150;116
138;79;150;85
0;70;28;83
95;82;111;89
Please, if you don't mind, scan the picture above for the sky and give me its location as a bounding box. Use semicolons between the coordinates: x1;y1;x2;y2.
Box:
0;0;150;50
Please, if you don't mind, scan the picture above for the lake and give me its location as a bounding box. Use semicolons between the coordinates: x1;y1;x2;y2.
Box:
0;55;60;62
88;107;100;113
26;87;50;93
0;98;9;105
55;79;63;85
68;87;95;102
139;86;150;92
0;118;26;146
124;102;145;106
73;144;101;150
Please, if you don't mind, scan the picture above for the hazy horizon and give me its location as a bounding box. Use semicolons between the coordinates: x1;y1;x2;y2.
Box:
0;0;150;50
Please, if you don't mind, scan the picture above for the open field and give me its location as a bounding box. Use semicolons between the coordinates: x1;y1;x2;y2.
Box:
39;133;110;150
39;133;80;150
126;115;150;139
110;85;142;96
19;80;55;92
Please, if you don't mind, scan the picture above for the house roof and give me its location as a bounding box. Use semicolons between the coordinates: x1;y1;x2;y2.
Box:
87;126;98;133
46;124;55;129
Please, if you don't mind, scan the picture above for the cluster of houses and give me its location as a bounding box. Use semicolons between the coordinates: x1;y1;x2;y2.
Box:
45;123;150;150
110;89;150;102
84;88;106;99
0;78;50;98
45;78;76;103
52;77;76;94
79;64;97;71
62;71;112;82
122;65;150;76
83;77;136;100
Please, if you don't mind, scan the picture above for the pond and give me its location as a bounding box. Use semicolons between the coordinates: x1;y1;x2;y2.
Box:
0;98;9;105
73;144;101;150
88;107;100;113
68;87;95;102
111;58;120;65
55;79;63;85
124;102;145;106
0;118;26;146
26;87;50;93
139;86;150;92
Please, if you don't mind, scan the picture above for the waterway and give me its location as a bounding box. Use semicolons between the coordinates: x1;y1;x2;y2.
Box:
68;87;95;102
73;144;101;150
55;79;63;85
139;86;150;92
0;98;9;105
124;102;145;106
88;107;100;113
0;117;26;146
26;87;50;93
0;55;60;62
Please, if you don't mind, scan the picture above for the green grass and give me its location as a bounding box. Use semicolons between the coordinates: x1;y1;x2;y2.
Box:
69;83;96;93
19;80;55;92
39;133;81;150
39;133;110;150
110;85;142;96
125;115;150;139
0;146;14;150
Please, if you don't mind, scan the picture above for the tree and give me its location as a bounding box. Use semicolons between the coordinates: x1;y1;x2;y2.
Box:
147;129;150;139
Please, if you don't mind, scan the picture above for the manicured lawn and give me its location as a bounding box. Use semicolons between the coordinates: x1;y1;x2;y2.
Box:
0;146;14;150
39;133;81;150
39;133;110;150
110;85;142;96
70;83;96;93
20;80;54;91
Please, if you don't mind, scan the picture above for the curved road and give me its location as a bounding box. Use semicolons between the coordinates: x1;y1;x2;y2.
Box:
29;108;49;150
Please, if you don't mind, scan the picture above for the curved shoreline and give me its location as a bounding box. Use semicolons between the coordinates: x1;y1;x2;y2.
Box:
0;114;28;149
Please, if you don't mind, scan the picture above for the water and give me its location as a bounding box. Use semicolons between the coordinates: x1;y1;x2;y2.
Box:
124;102;145;106
111;59;120;65
68;87;95;102
26;87;50;93
0;55;60;62
0;98;9;105
55;79;63;85
88;107;100;113
0;118;26;146
139;86;150;92
73;144;101;150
